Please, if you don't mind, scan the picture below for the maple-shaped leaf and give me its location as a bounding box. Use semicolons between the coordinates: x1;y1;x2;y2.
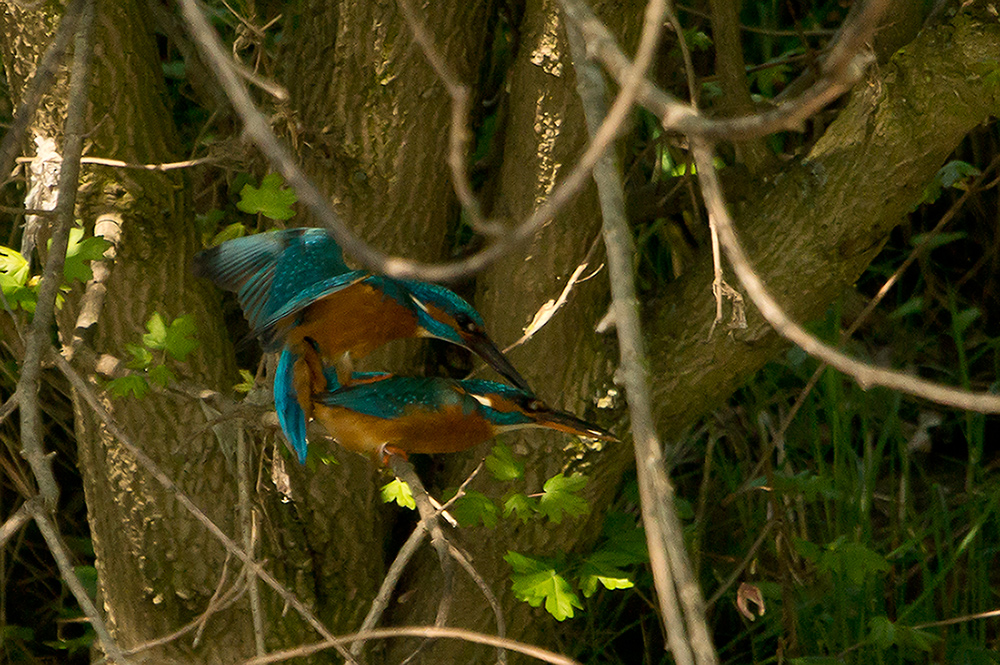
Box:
107;375;149;399
381;478;415;509
537;473;589;523
448;490;498;528
505;551;582;621
143;313;199;361
577;549;635;598
486;443;524;481
61;227;111;283
237;173;297;220
503;493;536;524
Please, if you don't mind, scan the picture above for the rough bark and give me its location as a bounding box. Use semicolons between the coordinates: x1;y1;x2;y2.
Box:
276;0;501;649
381;1;639;661
646;3;1000;444
2;2;312;661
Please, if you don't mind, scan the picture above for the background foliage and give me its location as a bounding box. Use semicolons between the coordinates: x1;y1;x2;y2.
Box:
1;0;998;663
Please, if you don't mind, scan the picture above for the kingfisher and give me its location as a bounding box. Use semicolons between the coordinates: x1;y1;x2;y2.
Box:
193;227;530;392
275;343;389;463
193;227;535;459
310;374;617;460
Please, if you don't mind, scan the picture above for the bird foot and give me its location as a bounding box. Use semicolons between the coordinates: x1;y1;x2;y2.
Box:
377;443;408;466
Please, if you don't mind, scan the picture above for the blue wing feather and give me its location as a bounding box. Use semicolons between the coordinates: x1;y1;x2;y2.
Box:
275;348;310;464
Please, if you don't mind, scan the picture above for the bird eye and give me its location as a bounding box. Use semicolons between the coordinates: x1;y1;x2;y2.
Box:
455;313;478;332
526;399;544;412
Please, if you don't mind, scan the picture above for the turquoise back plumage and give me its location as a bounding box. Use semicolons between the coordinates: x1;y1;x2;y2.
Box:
193;228;350;330
316;376;480;421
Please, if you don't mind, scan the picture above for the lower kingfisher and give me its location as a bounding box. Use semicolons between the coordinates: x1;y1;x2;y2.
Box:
275;342;388;463
310;374;617;460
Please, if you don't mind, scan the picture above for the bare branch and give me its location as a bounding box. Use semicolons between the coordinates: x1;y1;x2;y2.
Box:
565;13;718;665
28;504;130;664
245;626;585;665
691;140;1000;413
394;0;494;235
65;213;121;358
0;498;37;548
564;0;892;141
350;523;429;657
16;0;95;510
387;455;454;659
51;353;359;663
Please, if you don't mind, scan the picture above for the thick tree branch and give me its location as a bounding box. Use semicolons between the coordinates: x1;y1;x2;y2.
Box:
645;3;1000;438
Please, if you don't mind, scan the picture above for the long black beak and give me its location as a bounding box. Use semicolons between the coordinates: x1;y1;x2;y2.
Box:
536;408;618;441
464;333;535;394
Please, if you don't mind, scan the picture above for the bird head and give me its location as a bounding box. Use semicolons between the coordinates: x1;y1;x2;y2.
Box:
459;380;616;441
400;280;534;393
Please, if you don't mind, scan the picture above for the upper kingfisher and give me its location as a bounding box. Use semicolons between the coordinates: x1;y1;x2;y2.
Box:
193;227;534;459
309;372;617;460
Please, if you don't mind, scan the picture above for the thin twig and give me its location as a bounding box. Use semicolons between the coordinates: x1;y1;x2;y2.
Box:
693;139;1000;413
245;626;584;665
28;503;131;664
0;499;37;548
446;542;508;665
706;520;774;608
565;11;718;665
350;524;429;657
52;353;359;663
92;569;248;664
16;0;96;510
562;0;890;141
176;0;658;283
237;426;267;656
394;0;494;235
387;455;454;661
66;213;121;358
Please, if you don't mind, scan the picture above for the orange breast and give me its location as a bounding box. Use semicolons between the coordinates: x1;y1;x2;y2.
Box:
312;403;495;457
283;283;419;361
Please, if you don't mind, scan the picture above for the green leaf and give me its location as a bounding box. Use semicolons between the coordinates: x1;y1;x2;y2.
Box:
381;478;415;510
125;343;153;370
143;312;168;349
234;369;255;394
107;375;150;399
503;493;536;523
577;550;636;597
505;551;582;621
820;541;889;585
162;314;199;361
73;565;98;599
237;172;298;220
448;490;498;528
537;473;589;523
210;222;248;247
889;296;924;320
61;227;111;283
598;513;649;563
791;536;822;563
910;231;966;251
1;624;35;641
486;443;524;481
0;244;29;283
952;307;980;336
867;616;937;651
147;364;176;387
